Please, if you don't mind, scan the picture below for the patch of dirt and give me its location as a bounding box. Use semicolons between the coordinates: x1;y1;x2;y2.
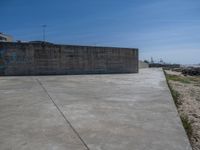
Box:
167;71;200;150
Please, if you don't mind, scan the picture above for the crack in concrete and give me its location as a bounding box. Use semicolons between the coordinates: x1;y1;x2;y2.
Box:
35;78;90;150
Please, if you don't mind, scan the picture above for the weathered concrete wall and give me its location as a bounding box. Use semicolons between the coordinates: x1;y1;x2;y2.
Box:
0;42;138;75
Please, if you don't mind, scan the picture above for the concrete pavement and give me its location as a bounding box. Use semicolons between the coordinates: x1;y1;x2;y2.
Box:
0;68;192;150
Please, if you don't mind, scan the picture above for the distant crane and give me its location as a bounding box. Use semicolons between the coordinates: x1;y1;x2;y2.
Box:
151;57;154;64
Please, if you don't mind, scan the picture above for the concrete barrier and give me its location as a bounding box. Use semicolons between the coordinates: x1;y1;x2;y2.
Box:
0;42;138;75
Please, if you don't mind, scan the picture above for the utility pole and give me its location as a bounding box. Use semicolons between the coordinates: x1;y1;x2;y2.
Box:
42;25;47;42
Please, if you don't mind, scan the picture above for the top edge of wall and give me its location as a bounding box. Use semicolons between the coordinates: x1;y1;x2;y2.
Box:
0;42;138;51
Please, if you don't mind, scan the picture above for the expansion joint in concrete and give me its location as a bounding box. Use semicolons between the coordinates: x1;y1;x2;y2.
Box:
35;78;90;150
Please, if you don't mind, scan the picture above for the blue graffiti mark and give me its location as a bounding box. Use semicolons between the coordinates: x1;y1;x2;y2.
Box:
4;52;17;64
0;51;4;58
0;49;18;69
12;52;17;61
0;49;32;72
0;50;18;64
0;49;6;58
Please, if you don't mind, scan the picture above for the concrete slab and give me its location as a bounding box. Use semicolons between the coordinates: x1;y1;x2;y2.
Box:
0;77;87;150
0;68;192;150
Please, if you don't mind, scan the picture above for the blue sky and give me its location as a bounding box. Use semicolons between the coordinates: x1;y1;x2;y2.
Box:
1;0;200;64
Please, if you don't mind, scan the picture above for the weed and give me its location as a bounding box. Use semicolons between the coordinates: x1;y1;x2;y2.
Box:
180;114;193;139
170;88;181;107
163;71;181;107
166;74;191;84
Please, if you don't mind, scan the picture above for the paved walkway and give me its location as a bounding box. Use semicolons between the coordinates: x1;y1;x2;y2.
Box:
0;68;192;150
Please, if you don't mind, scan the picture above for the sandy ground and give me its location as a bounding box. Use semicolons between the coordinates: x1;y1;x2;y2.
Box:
166;70;200;150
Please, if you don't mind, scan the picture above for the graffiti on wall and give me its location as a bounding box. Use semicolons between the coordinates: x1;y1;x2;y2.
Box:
0;48;32;74
0;49;6;71
0;49;17;67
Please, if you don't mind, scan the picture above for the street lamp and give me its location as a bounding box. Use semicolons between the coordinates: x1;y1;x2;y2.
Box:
42;25;47;42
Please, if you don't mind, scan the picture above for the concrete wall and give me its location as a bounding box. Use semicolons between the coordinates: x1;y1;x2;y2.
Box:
0;42;138;76
139;61;149;69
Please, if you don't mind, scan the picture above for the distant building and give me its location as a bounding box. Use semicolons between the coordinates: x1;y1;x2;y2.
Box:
0;33;13;42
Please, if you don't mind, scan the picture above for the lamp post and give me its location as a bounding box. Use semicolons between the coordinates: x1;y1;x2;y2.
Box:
42;25;47;42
